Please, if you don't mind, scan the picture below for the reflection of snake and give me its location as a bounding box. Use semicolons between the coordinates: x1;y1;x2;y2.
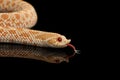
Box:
0;0;78;56
0;43;69;63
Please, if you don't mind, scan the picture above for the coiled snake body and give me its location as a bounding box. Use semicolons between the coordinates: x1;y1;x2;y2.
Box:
0;0;78;62
0;0;71;48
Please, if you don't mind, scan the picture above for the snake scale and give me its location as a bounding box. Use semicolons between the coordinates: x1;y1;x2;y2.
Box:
0;0;78;63
0;43;69;63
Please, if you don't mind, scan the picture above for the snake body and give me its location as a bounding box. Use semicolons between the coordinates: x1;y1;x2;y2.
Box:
0;43;69;63
0;0;71;48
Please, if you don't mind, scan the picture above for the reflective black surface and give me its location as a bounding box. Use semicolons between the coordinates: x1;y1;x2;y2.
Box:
0;43;75;63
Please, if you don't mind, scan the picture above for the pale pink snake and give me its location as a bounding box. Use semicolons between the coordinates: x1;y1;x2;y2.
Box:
0;0;79;63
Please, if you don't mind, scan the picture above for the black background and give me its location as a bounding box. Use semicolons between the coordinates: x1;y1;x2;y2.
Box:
0;0;112;77
0;0;98;66
26;0;94;65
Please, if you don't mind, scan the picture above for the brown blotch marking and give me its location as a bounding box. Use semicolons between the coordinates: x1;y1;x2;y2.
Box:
0;0;3;3
6;19;11;22
19;33;30;37
3;26;10;28
17;28;24;31
14;35;19;39
12;2;15;7
29;39;33;42
1;14;9;20
9;30;16;34
16;22;21;26
0;23;4;27
1;32;8;37
5;23;11;26
11;18;16;23
6;1;10;5
0;29;4;33
15;14;20;19
0;19;3;22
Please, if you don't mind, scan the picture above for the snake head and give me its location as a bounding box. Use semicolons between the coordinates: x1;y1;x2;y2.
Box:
47;35;71;48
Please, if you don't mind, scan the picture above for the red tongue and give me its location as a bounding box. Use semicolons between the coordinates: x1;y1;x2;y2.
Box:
66;44;80;59
67;44;76;52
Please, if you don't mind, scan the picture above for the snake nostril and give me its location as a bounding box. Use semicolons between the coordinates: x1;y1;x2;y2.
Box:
57;37;62;42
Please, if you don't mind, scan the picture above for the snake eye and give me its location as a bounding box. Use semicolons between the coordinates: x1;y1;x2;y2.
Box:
57;37;62;42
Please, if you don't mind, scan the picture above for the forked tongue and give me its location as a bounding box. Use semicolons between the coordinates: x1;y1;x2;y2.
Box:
66;44;80;59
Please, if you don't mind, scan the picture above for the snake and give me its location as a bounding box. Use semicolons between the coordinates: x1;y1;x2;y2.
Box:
0;43;69;63
0;0;79;61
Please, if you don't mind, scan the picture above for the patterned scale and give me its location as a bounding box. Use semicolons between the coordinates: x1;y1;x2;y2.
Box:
0;43;69;63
